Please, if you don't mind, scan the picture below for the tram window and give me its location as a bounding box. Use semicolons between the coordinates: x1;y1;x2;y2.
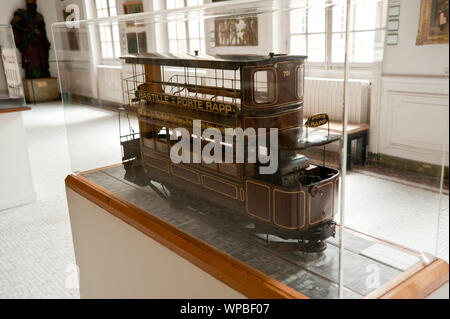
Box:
296;65;305;98
156;127;168;153
253;69;276;104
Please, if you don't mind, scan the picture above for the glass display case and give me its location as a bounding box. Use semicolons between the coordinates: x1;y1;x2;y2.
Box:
0;25;25;109
53;0;448;299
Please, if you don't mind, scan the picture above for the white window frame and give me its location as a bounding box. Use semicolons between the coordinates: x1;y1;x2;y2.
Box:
165;0;205;54
290;0;383;72
95;0;121;60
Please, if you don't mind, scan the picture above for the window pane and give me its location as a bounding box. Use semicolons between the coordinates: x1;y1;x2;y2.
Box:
177;22;186;39
101;42;108;57
112;25;120;42
308;33;325;62
308;2;326;33
104;27;112;42
332;4;346;32
108;0;116;9
290;34;306;55
110;7;117;17
353;2;376;31
353;31;374;62
200;40;205;53
253;70;275;104
169;39;178;53
190;39;201;52
175;0;184;8
168;21;177;39
199;20;205;36
189;20;200;38
100;0;107;9
290;9;306;34
166;0;175;9
114;42;121;57
178;39;187;52
187;0;200;6
96;0;103;9
332;32;346;63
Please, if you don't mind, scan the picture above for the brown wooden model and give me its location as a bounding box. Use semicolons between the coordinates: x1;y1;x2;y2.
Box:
120;52;340;252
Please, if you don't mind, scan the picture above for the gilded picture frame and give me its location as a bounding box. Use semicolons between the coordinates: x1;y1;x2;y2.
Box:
416;0;449;45
123;1;144;27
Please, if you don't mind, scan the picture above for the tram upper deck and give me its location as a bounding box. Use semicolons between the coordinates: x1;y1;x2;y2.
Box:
121;52;306;113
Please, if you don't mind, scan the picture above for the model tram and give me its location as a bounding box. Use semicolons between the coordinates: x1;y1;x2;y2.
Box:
120;52;340;252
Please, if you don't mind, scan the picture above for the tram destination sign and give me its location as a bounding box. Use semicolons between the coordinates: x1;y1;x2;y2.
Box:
135;90;237;115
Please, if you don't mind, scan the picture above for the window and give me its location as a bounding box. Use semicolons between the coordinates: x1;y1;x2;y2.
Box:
331;1;377;63
290;0;380;65
95;0;121;58
290;0;326;62
165;0;205;54
253;69;276;104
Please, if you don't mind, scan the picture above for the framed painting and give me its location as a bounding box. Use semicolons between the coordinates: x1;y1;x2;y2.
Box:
416;0;449;45
123;1;144;27
214;16;258;46
127;32;147;54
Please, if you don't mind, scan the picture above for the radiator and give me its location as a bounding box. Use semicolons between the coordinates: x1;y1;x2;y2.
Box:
304;77;371;124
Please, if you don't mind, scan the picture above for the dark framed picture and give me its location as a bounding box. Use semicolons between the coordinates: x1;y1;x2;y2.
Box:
416;0;449;45
123;1;144;27
214;16;258;46
127;32;147;54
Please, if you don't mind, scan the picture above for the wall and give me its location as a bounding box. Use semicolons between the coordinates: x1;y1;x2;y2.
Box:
382;0;449;76
371;0;449;166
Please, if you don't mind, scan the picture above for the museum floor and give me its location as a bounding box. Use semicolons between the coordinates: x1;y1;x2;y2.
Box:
0;102;448;299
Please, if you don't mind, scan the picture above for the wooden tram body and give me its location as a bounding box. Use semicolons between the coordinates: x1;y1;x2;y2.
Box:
120;53;340;251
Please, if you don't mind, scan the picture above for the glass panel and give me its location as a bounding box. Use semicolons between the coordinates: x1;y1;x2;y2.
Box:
253;70;275;104
189;20;200;38
290;34;306;55
353;1;377;31
166;0;176;9
53;0;445;301
331;32;345;63
307;33;325;62
290;9;306;34
307;1;326;33
332;3;346;32
353;31;374;62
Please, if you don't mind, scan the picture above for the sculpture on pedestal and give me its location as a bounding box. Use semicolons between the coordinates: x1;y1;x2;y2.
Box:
10;0;51;79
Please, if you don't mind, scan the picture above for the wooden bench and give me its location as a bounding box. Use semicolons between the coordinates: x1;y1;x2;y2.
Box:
304;117;369;170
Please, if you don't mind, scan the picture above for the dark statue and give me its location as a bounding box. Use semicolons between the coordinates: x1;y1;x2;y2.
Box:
11;0;51;79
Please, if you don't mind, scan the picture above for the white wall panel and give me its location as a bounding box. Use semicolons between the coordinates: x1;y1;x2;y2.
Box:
378;76;449;165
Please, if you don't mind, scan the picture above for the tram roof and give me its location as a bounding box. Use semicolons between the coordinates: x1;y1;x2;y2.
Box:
120;53;307;70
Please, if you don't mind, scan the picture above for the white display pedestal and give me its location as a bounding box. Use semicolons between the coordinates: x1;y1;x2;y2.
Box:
65;171;449;299
66;187;246;299
0;107;35;211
